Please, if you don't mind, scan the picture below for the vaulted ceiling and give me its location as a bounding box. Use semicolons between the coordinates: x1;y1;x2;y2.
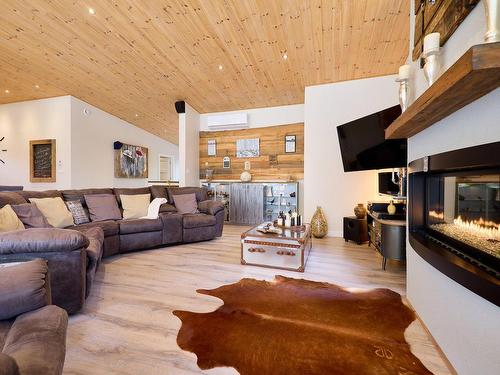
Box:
0;1;409;144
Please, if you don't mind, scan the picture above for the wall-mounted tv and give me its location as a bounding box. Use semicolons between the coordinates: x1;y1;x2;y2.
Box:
337;105;407;172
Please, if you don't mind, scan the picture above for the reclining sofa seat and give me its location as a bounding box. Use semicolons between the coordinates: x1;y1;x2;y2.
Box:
0;186;224;314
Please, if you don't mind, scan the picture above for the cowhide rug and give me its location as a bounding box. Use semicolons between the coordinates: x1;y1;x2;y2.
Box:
173;276;433;375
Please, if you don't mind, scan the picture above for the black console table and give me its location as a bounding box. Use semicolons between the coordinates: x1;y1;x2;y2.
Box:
367;211;406;270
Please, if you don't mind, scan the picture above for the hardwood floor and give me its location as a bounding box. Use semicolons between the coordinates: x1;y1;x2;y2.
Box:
63;225;454;375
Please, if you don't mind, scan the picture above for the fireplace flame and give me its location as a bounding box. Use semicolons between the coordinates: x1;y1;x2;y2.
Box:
453;216;500;240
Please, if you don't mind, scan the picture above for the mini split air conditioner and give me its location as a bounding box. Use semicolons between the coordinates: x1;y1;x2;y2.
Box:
207;113;248;131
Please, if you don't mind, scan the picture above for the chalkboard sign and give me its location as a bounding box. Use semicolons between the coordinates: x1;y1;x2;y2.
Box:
30;139;56;182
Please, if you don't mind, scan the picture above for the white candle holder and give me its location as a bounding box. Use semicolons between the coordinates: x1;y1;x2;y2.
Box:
484;0;499;43
423;50;441;87
396;78;409;112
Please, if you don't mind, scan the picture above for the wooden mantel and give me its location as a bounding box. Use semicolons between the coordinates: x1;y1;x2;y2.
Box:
385;42;500;139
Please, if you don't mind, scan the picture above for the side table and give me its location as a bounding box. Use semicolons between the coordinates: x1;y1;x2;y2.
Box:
343;216;368;245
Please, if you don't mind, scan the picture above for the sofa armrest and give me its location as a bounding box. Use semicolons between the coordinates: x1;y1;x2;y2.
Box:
3;305;67;375
198;200;224;216
0;259;50;320
0;228;89;255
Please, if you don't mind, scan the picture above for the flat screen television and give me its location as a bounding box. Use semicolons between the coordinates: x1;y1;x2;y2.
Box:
378;172;401;196
337;105;407;172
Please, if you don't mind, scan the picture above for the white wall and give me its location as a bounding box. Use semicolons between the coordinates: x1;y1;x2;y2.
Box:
199;104;304;131
179;102;200;187
406;2;500;375
304;75;399;236
0;96;72;190
70;97;179;188
0;95;179;190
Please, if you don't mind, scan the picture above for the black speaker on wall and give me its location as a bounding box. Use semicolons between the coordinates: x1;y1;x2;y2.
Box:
175;101;185;114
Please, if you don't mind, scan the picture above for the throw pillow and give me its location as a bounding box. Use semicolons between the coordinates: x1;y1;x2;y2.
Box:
0;205;25;232
0;259;50;320
65;200;90;225
84;194;122;222
120;193;151;220
29;197;75;228
173;193;199;214
10;203;52;228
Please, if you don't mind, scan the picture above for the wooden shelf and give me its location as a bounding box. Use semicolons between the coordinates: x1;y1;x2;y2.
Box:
385;42;500;139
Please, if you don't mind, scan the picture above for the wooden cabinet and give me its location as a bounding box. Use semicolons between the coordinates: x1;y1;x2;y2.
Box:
367;213;406;270
203;181;300;225
230;183;264;225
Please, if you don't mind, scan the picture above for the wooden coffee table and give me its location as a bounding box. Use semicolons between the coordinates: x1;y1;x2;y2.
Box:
241;224;312;272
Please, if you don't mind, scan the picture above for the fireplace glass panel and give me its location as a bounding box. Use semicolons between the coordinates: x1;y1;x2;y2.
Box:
426;172;500;260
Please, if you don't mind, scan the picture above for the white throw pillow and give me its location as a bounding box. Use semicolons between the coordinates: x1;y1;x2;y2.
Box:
29;197;75;228
121;194;151;220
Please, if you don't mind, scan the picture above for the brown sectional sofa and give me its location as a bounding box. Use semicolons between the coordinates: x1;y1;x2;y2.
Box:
0;186;224;314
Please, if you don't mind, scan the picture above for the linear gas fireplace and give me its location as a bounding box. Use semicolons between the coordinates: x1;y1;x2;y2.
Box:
409;142;500;306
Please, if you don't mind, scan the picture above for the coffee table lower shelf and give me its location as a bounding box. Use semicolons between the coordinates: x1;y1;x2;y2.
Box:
241;224;312;272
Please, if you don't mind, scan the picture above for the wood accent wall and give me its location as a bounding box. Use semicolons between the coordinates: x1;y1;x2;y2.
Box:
199;124;304;181
412;0;479;61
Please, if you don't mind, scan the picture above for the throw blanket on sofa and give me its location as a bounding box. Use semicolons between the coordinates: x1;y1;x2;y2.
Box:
141;198;168;219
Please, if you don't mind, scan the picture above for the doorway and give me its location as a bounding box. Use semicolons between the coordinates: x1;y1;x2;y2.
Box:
159;155;174;181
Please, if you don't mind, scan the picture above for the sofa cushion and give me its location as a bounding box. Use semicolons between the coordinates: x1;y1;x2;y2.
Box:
84;194;122;222
120;193;150;219
61;188;114;208
0;259;50;320
70;220;119;237
0;205;25;233
17;190;62;200
118;218;163;234
10;204;52;229
79;227;104;266
182;214;216;229
65;200;90;225
149;185;168;201
0;192;26;209
167;187;208;204
29;197;74;228
3;305;68;375
159;203;177;213
173;194;199;214
113;187;151;205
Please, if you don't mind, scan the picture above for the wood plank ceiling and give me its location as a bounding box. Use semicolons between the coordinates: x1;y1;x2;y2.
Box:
0;1;409;144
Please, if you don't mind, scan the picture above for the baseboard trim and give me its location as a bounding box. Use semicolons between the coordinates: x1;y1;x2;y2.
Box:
327;230;343;238
405;300;458;375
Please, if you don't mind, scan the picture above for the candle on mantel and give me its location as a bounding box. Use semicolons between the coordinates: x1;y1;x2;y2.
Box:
423;32;440;54
398;64;410;80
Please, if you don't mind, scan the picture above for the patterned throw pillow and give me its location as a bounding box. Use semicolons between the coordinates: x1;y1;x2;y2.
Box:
65;200;90;225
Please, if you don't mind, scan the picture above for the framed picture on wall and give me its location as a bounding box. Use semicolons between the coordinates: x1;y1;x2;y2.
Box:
285;135;296;153
208;139;216;156
30;139;56;183
236;138;259;158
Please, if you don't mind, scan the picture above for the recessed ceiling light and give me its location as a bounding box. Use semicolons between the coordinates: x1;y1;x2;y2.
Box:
218;65;223;70
88;8;96;15
4;89;9;94
282;53;288;60
34;84;39;89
